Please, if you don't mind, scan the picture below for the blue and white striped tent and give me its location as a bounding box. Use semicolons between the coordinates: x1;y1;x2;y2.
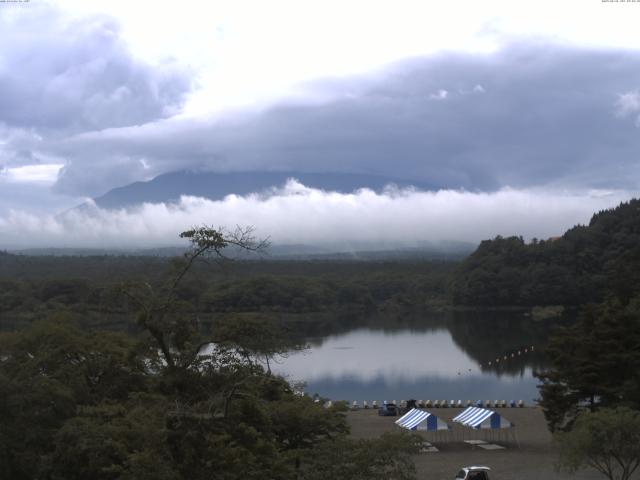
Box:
395;408;450;431
452;406;513;429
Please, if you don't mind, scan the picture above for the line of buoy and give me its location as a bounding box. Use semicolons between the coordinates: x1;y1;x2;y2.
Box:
486;345;535;367
327;399;527;409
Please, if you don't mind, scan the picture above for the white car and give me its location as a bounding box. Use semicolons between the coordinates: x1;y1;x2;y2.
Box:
455;466;491;480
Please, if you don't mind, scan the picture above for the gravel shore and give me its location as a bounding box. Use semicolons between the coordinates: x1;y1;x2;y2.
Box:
346;407;617;480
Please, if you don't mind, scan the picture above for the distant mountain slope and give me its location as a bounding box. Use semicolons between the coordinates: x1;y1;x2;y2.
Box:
93;170;437;209
451;198;640;306
8;242;475;261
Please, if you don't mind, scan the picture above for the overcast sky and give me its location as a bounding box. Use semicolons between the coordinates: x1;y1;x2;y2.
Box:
1;0;640;248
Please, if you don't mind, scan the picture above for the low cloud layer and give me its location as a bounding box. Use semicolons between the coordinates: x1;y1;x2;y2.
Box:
0;181;633;249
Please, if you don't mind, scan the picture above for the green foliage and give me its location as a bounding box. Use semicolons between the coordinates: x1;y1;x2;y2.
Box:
453;199;640;306
0;246;454;332
214;315;304;374
0;316;357;479
556;407;640;480
537;297;640;431
0;226;423;479
48;395;178;480
299;431;421;480
269;396;349;453
204;276;375;314
0;316;146;480
179;226;229;252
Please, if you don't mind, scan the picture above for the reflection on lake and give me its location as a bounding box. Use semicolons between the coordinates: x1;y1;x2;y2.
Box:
273;312;557;403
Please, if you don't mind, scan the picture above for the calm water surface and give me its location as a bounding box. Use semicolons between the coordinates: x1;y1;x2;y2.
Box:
273;313;553;404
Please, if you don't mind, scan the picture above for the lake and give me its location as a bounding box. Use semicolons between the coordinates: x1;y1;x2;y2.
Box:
272;311;556;404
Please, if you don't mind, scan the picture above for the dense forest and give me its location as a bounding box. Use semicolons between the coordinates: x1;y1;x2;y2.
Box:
0;228;424;480
452;199;640;306
0;253;453;334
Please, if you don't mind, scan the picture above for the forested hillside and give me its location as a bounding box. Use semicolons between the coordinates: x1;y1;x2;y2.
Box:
452;199;640;306
0;254;453;332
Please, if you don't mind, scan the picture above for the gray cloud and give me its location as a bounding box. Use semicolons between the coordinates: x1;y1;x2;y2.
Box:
48;42;640;197
0;4;192;198
0;7;192;134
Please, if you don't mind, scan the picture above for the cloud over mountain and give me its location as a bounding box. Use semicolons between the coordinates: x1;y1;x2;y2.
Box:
2;6;640;250
0;181;631;249
47;43;640;197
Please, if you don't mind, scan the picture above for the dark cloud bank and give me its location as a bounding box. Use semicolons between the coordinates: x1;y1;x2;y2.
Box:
2;7;640;195
51;43;640;196
0;5;193;195
2;8;640;247
0;8;191;134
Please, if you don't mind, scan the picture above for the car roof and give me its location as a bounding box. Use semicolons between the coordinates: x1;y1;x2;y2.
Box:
464;466;491;472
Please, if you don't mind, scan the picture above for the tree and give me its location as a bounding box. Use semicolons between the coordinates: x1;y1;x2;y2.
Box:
536;297;640;431
47;395;180;480
269;396;350;472
120;225;268;373
0;315;146;480
0;225;425;479
113;226;362;477
214;314;304;375
299;431;421;480
556;407;640;480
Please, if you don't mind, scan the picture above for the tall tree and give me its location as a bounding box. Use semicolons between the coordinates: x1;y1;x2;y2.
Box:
120;225;268;373
556;407;640;480
299;432;421;480
537;297;640;431
0;314;145;480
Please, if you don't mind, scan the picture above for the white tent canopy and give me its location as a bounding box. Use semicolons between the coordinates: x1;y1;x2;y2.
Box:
452;406;513;429
395;408;450;431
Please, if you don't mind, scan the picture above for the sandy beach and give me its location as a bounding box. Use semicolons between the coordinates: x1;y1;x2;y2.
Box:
346;407;619;480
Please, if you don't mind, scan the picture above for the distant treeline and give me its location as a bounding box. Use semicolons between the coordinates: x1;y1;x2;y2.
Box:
0;255;454;331
452;199;640;306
